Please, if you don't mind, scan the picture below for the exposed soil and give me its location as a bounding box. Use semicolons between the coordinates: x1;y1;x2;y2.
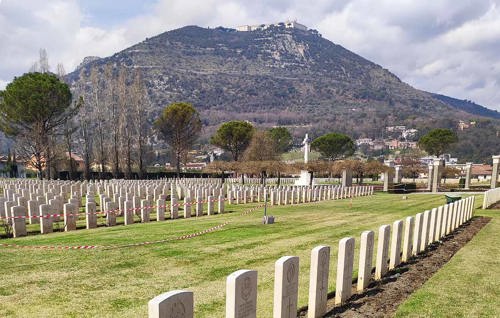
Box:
490;202;500;209
298;216;491;318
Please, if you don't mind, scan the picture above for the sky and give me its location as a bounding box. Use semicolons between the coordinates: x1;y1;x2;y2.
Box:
1;0;499;111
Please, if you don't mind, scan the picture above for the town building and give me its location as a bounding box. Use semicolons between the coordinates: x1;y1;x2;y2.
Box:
236;20;307;32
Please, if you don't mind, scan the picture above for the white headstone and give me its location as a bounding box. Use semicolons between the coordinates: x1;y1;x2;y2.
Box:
148;290;194;318
226;269;258;318
357;230;374;292
375;225;390;280
273;256;299;318
335;237;355;305
308;245;330;318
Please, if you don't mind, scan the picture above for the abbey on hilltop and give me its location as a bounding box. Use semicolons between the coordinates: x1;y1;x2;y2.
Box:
236;20;307;32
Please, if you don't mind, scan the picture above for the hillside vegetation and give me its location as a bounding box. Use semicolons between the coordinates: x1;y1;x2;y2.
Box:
66;25;500;162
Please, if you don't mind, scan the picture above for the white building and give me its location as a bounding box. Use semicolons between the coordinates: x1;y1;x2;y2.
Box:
356;138;373;146
236;20;307;32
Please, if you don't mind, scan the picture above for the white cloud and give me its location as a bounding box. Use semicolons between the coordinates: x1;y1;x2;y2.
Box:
1;0;499;111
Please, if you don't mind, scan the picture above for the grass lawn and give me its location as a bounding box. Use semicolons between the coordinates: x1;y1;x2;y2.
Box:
0;193;486;317
395;207;500;318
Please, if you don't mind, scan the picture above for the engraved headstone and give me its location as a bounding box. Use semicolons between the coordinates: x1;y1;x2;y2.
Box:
226;269;258;318
148;290;193;318
141;199;151;223
273;256;299;318
357;230;374;292
63;203;77;231
389;220;403;269
157;199;166;221
124;200;134;225
335;237;355;305
375;224;390;280
39;204;53;234
86;201;97;229
11;205;27;237
402;216;414;262
105;201;117;227
412;213;423;255
420;210;430;251
308;245;330;318
171;197;179;219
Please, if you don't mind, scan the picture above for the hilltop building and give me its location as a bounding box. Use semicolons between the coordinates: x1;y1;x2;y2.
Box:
458;120;476;131
236;20;307;32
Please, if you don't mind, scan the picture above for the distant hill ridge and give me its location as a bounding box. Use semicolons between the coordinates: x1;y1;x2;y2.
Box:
66;25;500;161
431;93;500;119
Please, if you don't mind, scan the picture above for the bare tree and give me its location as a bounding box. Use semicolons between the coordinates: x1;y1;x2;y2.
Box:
105;65;121;178
56;63;66;80
39;48;50;73
89;67;107;178
73;69;94;180
117;67;134;179
131;69;149;178
63;106;80;180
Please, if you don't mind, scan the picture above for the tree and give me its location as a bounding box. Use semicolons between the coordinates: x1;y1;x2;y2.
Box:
116;67;134;179
0;72;76;179
418;128;458;157
364;160;386;180
106;65;121;178
242;130;278;161
311;133;355;161
88;66;106;179
62;105;80;180
442;166;461;184
268;127;292;154
155;102;202;177
211;121;254;161
29;48;50;73
131;69;150;178
400;150;425;181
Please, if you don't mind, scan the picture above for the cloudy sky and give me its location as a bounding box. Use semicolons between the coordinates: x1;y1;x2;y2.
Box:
1;0;499;110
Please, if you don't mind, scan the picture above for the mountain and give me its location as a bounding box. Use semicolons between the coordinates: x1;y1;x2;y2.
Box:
66;25;500;162
431;93;500;119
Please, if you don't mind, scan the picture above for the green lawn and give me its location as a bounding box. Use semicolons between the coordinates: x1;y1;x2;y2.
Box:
395;207;500;318
0;193;489;317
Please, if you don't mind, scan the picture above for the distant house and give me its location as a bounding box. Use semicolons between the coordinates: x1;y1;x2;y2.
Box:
402;128;418;140
372;139;386;150
236;20;307;32
420;155;458;165
458;120;470;131
399;141;418;149
183;162;207;171
356;138;373;146
471;164;492;181
62;152;85;172
458;120;477;131
385;139;400;150
386;125;406;133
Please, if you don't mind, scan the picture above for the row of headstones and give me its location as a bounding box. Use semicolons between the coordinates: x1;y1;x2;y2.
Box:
2;180;360;211
3;184;375;237
4;185;371;236
1;180;182;204
225;177;297;185
0;179;224;212
5;193;228;237
148;196;475;318
0;192;81;225
265;185;373;206
482;186;500;209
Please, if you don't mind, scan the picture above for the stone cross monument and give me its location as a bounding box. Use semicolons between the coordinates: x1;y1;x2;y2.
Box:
295;134;314;186
302;133;311;164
